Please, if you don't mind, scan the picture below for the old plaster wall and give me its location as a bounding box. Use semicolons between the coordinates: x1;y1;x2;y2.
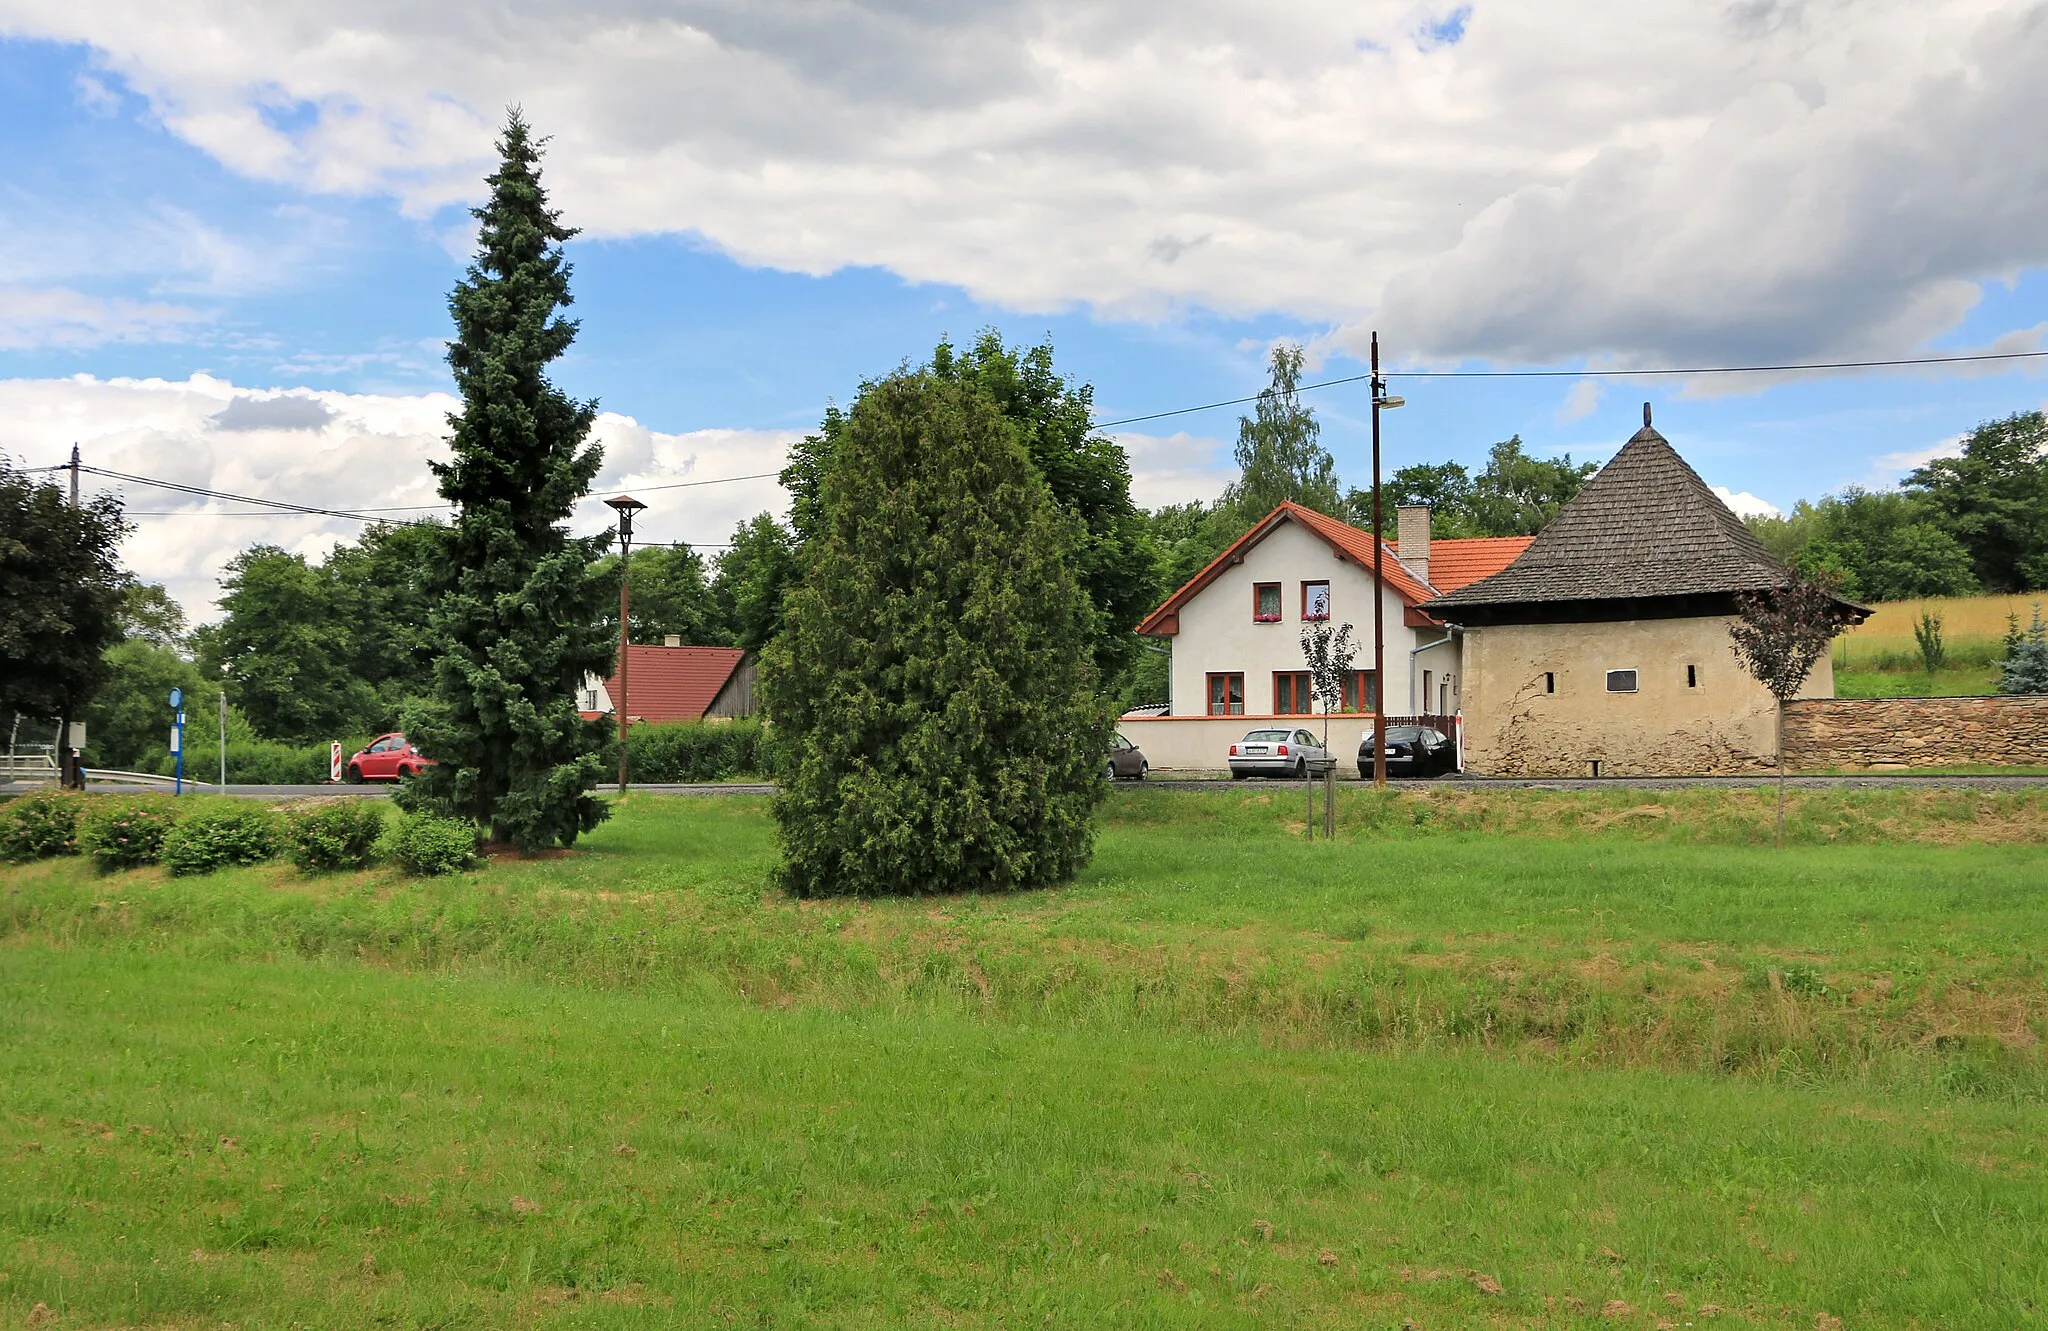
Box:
1782;695;2048;768
1459;616;1835;776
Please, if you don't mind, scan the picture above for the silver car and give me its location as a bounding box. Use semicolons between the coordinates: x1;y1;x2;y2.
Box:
1228;727;1328;779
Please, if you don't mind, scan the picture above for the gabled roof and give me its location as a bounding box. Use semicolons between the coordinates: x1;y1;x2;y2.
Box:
603;645;747;723
1136;502;1440;636
1389;535;1532;593
1424;421;1788;611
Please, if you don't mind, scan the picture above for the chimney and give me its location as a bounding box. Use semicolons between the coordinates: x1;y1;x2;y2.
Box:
663;634;682;648
1396;505;1431;585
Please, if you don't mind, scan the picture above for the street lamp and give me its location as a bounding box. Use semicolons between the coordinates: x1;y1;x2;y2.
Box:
603;494;647;796
1368;332;1405;789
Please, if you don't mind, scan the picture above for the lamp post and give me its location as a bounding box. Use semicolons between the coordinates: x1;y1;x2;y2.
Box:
1368;332;1405;788
603;494;647;796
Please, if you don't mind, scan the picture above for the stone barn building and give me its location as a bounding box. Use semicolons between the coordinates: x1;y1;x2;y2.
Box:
1423;409;1866;777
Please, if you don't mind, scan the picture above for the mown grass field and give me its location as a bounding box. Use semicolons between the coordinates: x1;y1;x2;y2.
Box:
4;789;2047;1327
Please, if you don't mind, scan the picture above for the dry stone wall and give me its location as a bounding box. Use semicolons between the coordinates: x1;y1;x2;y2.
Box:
1782;695;2048;769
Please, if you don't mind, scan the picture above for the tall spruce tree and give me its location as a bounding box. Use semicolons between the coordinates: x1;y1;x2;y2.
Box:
761;369;1108;897
399;111;612;849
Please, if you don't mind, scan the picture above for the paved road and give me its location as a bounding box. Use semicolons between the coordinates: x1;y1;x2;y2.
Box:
10;773;2046;801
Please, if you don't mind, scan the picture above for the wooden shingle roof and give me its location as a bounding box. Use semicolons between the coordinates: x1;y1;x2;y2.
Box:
1424;419;1788;612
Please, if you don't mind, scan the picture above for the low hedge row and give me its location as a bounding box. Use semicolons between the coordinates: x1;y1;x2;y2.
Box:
624;718;773;783
0;789;475;878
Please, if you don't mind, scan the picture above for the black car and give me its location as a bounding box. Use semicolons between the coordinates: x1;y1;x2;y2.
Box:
1357;725;1456;778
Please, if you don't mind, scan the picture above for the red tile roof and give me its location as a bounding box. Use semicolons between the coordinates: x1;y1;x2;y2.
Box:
1388;536;1533;593
603;645;746;723
1136;502;1442;636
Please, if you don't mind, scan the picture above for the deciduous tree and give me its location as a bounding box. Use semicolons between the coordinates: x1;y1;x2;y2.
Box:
0;458;131;771
1224;344;1343;521
1728;572;1853;841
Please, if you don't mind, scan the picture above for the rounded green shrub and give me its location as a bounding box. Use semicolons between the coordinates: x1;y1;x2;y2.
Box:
160;804;281;877
0;789;86;861
391;814;479;877
284;799;387;873
76;796;180;871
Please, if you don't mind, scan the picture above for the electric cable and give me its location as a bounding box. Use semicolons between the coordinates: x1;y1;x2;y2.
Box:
1090;348;2048;429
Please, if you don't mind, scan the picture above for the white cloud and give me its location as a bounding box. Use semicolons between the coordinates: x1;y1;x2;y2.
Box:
1113;430;1236;509
3;0;2044;361
1556;379;1603;424
0;285;210;349
1710;484;1780;520
0;374;796;621
1866;434;1967;485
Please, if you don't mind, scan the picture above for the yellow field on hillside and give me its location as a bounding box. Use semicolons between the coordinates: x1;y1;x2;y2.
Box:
1835;592;2041;666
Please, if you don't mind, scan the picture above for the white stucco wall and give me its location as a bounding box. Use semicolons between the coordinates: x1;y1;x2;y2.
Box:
1161;518;1453;718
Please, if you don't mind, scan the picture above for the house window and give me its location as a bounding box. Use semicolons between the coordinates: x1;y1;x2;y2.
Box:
1339;670;1377;712
1302;580;1332;621
581;689;600;711
1274;672;1314;715
1207;673;1245;716
1687;664;1698;688
1544;672;1556;694
1606;669;1639;693
1253;583;1282;622
1422;670;1433;712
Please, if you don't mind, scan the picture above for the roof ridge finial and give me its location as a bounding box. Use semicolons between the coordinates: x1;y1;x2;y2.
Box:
1643;402;1652;428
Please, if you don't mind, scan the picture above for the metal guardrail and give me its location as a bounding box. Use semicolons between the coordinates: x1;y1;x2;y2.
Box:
86;770;215;789
0;763;57;783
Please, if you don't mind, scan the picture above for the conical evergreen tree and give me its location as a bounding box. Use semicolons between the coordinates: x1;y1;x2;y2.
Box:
399;111;612;849
761;368;1108;897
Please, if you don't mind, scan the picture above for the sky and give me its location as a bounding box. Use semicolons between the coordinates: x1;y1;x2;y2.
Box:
1;1;2045;619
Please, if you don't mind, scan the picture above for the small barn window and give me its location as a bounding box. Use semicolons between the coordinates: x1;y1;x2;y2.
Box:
1543;672;1555;694
1686;664;1698;688
1606;669;1639;693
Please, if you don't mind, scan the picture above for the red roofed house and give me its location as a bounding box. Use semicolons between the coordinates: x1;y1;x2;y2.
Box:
1124;503;1524;771
578;637;757;724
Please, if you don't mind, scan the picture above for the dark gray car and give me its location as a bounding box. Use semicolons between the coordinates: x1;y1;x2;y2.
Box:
1105;732;1149;781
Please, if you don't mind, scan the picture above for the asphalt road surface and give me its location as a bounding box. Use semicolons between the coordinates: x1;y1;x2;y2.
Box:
8;773;2046;802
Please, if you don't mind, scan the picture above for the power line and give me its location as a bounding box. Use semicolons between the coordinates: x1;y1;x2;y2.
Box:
1091;348;2048;430
594;469;783;496
76;464;392;522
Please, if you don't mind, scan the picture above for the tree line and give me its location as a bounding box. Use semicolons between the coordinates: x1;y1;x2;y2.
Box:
1743;411;2048;602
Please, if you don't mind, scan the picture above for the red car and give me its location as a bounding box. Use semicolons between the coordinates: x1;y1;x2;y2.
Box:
344;733;434;783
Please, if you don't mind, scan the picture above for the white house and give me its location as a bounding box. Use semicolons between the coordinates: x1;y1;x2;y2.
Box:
1123;502;1529;771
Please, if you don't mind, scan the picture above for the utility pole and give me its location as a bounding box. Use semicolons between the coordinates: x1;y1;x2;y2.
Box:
604;495;647;796
1368;333;1406;788
59;445;81;789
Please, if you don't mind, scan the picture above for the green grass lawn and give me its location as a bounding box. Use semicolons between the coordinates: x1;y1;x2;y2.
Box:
1834;666;2001;698
4;790;2047;1327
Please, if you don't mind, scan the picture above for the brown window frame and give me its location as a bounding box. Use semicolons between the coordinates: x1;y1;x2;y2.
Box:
1206;672;1246;716
1301;579;1332;621
1252;582;1283;623
1273;671;1314;715
1338;670;1377;713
